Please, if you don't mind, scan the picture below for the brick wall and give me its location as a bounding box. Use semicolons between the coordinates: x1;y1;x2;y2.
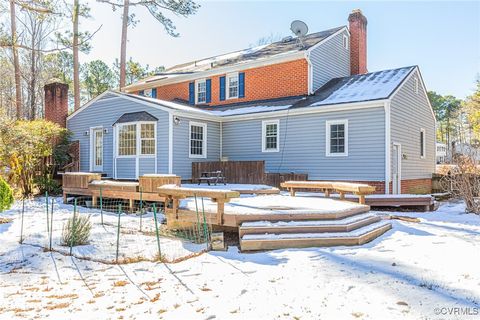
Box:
44;82;69;128
401;178;432;194
348;9;368;75
149;59;309;106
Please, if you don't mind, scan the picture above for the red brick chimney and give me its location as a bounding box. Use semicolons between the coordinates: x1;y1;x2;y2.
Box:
348;9;368;75
44;82;69;128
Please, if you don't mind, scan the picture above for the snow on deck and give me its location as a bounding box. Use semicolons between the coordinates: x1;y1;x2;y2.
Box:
180;194;366;215
242;221;390;240
181;183;274;191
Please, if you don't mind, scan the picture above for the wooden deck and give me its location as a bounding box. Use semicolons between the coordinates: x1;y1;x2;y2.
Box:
62;173;176;211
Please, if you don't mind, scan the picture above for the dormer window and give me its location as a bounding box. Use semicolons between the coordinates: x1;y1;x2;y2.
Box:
226;73;239;99
196;79;207;104
343;34;349;50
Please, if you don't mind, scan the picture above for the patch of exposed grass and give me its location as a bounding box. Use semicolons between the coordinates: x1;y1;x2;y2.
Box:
44;302;70;310
150;293;161;302
0;217;12;224
113;280;128;287
46;293;78;299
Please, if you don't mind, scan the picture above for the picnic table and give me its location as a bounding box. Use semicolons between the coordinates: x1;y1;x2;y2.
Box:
197;171;227;186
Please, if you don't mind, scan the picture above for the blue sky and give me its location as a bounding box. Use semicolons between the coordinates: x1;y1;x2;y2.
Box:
81;1;479;99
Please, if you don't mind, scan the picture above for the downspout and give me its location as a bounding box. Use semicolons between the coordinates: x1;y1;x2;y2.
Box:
220;121;223;160
304;52;313;95
384;100;391;194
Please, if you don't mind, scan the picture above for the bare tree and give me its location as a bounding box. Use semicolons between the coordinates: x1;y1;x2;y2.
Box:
9;0;22;119
98;0;200;91
73;0;80;110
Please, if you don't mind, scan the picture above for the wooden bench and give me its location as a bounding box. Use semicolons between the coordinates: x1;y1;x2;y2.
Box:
197;171;227;186
158;186;240;226
280;181;376;204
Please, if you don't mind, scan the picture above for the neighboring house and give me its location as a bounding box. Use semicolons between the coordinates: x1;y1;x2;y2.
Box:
45;10;436;194
436;142;447;164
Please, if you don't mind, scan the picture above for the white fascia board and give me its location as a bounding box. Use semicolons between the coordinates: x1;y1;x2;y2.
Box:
220;99;388;122
123;51;306;92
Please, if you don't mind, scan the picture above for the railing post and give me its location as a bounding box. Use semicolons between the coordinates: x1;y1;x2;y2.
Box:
116;203;122;263
152;203;162;261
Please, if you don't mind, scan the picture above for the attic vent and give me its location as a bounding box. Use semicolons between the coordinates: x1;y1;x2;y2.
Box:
282;36;293;43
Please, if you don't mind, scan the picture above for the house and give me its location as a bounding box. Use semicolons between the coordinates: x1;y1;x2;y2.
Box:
45;9;436;194
436;142;447;164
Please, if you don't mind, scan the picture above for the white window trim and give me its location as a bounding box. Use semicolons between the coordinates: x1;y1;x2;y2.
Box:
262;119;280;153
326;119;348;157
343;34;349;50
189;121;207;159
226;72;239;100
115;121;157;158
195;78;207;104
420;128;426;159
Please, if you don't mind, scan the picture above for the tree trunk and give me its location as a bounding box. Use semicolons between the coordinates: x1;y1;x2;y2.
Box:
119;0;129;90
10;0;22;119
73;0;80;110
30;24;37;120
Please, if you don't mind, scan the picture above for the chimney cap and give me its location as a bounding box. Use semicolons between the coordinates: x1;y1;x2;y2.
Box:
348;8;368;24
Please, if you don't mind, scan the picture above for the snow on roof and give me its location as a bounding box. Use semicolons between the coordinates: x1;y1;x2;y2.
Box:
166;26;345;73
209;104;292;116
307;66;416;107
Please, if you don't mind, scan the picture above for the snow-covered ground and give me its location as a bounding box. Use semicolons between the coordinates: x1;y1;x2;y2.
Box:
0;198;479;319
0;198;206;264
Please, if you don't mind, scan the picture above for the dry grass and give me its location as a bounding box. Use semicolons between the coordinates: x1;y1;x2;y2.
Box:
115;307;126;312
113;280;129;287
44;302;70;310
150;293;161;302
26;299;41;303
0;217;12;224
141;280;161;291
86;300;95;304
93;292;105;298
24;287;39;292
46;293;78;299
8;307;34;314
199;286;211;292
157;309;167;314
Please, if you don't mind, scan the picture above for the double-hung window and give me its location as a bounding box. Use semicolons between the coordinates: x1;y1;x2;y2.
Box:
262;120;279;152
189;122;207;158
118;124;137;156
117;122;156;157
196;79;207;104
326;120;348;156
140;123;155;155
226;73;239;99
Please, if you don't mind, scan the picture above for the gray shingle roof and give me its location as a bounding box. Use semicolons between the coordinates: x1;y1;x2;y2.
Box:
166;26;346;73
113;111;158;124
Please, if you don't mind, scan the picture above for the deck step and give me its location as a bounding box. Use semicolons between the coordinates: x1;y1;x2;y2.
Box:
240;221;392;251
239;213;381;237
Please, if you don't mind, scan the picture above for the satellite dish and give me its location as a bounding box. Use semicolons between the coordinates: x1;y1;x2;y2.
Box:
290;20;308;37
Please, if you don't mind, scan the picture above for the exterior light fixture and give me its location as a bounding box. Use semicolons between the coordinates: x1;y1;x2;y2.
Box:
174;116;180;125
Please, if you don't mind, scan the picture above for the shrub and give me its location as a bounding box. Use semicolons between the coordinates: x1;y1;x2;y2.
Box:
0;119;69;196
34;176;62;195
0;177;14;212
61;214;92;246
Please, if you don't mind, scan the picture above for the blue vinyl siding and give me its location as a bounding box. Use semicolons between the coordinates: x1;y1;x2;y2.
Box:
172;116;221;180
390;70;436;179
222;107;386;181
67;94;169;179
116;158;136;179
310;29;350;92
139;158;156;176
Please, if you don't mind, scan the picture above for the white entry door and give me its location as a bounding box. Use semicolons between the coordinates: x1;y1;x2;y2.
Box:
93;128;104;172
392;143;401;194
